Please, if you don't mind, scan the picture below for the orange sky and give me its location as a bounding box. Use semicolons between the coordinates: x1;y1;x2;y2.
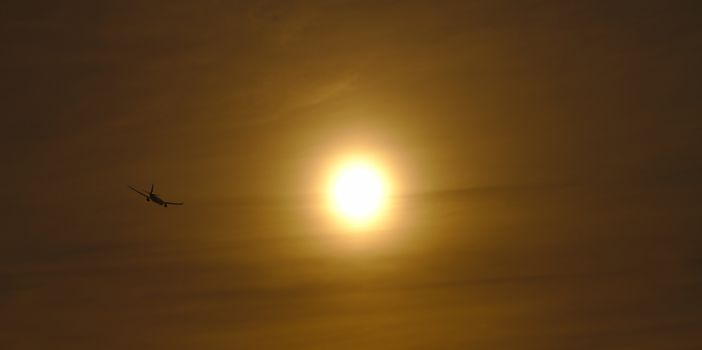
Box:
2;1;702;349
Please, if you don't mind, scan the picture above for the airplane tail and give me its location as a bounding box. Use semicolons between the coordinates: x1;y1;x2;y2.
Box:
150;184;154;194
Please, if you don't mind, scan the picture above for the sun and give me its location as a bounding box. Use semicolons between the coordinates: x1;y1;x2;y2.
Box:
329;161;388;224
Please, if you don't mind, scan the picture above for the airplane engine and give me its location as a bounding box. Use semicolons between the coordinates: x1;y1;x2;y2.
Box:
146;198;150;202
164;203;168;208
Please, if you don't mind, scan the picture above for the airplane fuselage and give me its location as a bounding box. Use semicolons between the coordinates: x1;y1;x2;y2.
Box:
148;194;168;206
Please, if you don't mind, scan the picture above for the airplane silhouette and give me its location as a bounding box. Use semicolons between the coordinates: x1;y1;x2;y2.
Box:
128;184;183;208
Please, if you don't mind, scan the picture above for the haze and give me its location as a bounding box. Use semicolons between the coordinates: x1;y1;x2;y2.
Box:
2;1;701;349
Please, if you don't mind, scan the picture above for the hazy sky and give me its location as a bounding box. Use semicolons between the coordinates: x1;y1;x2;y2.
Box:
2;1;701;349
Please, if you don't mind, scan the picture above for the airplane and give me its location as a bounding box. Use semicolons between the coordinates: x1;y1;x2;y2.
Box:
128;184;183;208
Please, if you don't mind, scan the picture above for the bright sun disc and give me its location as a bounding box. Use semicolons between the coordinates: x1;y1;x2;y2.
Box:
330;163;387;223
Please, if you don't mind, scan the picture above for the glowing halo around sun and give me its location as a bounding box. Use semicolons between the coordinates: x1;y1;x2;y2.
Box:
327;160;389;226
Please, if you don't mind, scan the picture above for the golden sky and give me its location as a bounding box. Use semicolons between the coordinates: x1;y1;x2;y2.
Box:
2;1;702;349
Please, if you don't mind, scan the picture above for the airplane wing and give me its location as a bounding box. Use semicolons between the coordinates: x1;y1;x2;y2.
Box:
128;185;149;198
165;201;184;205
